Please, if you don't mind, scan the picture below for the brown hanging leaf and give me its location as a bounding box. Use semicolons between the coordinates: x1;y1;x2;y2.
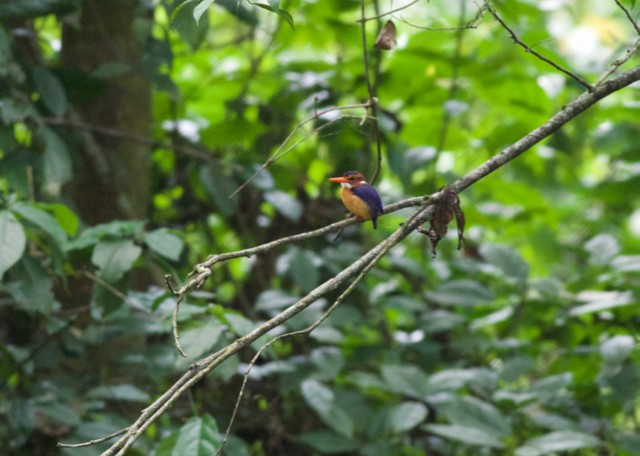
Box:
374;20;397;50
418;186;465;257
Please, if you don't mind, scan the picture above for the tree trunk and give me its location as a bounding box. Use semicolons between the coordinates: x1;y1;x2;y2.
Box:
61;0;151;224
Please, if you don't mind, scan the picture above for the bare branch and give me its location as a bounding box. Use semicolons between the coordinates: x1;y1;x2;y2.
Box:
397;2;487;31
614;0;640;34
91;64;640;456
58;428;128;448
593;37;640;86
357;0;421;23
452;66;640;193
216;235;390;454
484;0;593;90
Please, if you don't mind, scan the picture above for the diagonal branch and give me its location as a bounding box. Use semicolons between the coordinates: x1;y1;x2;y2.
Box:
484;0;593;90
614;0;640;34
75;64;640;456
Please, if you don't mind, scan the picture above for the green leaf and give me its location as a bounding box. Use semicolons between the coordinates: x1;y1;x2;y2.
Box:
193;0;214;23
301;379;354;438
373;402;428;435
0;210;26;279
144;228;184;261
480;243;529;279
31;66;67;116
200;165;238;217
600;335;634;364
264;190;304;221
12;201;67;246
40;127;72;192
426;279;495;306
298;430;359;453
611;254;640;272
380;364;430;398
91;239;142;282
441;396;511;439
584;233;619;265
158;414;221;456
67;220;145;251
276;8;295;30
8;255;56;314
310;347;344;380
515;431;600;456
87;384;150;402
277;247;319;292
35;402;80;427
425;424;505;448
177;320;225;359
569;290;634;316
40;203;78;236
254;289;298;312
171;0;210;49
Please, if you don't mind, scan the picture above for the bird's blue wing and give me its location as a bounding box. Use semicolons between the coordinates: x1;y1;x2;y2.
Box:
352;184;383;220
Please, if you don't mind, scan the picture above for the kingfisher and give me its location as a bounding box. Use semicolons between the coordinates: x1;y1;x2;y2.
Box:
329;171;384;229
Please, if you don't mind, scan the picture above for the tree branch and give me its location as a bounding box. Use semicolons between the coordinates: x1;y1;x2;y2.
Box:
357;0;421;23
614;0;640;35
77;64;640;456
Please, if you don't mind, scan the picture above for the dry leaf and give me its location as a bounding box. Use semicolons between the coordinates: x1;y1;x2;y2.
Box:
374;20;397;50
418;186;465;257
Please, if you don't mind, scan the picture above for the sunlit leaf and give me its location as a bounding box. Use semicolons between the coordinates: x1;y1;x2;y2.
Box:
92;239;142;282
87;384;150;402
158;414;221;455
515;431;600;455
144;228;184;261
425;424;505;448
12;201;67;246
426;279;495;306
0;210;26;279
480;243;529;279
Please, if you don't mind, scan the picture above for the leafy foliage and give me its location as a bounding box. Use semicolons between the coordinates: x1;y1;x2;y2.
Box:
1;0;639;455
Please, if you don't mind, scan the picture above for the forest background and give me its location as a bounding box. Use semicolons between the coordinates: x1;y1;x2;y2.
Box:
1;0;639;455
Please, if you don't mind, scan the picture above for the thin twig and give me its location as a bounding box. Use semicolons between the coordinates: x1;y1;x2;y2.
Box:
81;271;150;313
228;103;376;199
397;2;487;31
58;428;128;448
484;0;593;90
614;0;640;34
358;0;384;184
593;37;640;86
357;0;421;23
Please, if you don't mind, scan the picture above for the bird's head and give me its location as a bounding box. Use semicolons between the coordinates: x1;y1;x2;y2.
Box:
329;171;367;189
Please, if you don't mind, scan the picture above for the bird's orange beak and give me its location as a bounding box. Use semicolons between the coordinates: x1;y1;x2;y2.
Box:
329;176;348;183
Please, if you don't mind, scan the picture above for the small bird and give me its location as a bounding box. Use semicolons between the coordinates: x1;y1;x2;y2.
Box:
329;171;384;229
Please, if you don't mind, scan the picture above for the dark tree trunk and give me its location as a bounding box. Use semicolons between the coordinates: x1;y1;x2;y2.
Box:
61;0;151;224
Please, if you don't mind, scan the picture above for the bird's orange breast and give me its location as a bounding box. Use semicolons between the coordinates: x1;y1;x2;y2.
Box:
340;187;373;221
